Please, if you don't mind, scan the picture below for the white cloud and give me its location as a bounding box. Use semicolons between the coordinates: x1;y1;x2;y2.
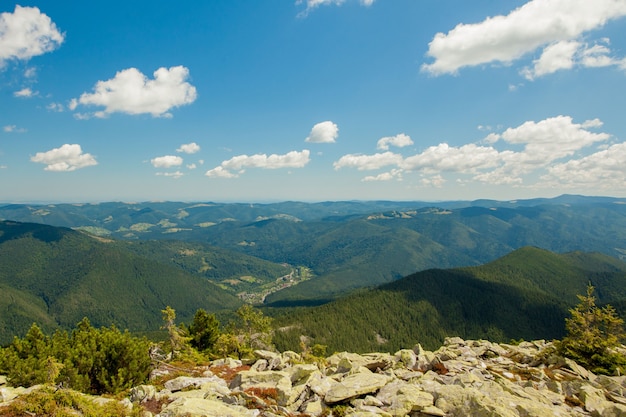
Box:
305;121;339;143
376;133;414;150
206;150;311;178
420;175;446;188
13;88;37;98
71;66;197;118
156;171;184;179
334;152;403;171
24;67;37;78
541;142;626;189
578;40;626;69
475;116;610;184
522;40;580;80
3;125;26;133
422;0;626;76
522;39;625;79
30;144;97;172
296;0;374;17
187;163;197;170
402;143;502;174
205;166;239;179
46;102;64;112
151;155;183;168
0;5;64;66
177;142;200;154
495;115;609;162
334;115;616;190
362;169;403;182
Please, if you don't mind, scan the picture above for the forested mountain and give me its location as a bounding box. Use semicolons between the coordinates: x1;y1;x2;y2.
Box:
2;196;626;306
0;221;248;344
272;247;626;353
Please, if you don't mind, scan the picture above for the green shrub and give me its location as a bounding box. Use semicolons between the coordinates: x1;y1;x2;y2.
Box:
0;386;141;417
0;319;152;394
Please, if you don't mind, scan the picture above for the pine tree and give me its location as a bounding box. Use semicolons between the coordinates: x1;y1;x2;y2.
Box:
161;306;186;357
236;304;274;351
188;309;221;352
558;285;626;375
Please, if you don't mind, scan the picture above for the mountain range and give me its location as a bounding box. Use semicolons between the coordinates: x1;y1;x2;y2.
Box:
2;195;626;348
2;195;626;306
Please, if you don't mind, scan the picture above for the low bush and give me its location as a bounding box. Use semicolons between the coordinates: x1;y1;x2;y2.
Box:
0;318;152;394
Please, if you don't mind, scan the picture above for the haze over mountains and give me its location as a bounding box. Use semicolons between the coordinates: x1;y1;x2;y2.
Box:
1;194;626;348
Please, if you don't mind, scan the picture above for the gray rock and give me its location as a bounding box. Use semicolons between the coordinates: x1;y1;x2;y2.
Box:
230;370;292;406
130;384;157;402
164;375;228;393
325;369;392;403
159;397;259;417
395;349;417;369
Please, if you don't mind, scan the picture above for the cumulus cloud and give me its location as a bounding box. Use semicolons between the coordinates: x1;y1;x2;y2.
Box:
521;41;580;80
376;133;414;150
296;0;375;17
156;171;184;179
30;144;97;172
206;150;311;178
205;166;239;179
3;125;26;133
362;169;403;182
540;142;626;189
422;0;626;76
580;41;622;67
522;39;625;79
151;155;183;168
0;5;64;66
402;143;503;174
305;121;339;143
177;142;200;154
494;116;609;161
334;115;615;189
334;152;403;171
14;88;37;98
70;66;197;118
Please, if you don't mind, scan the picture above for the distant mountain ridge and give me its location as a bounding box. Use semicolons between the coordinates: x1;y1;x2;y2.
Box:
2;195;626;306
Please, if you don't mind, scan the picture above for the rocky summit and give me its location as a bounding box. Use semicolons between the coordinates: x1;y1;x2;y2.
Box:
4;337;626;416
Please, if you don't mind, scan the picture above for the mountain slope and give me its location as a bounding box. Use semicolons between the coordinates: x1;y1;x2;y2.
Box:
116;239;292;295
2;196;626;304
272;247;626;353
0;221;242;344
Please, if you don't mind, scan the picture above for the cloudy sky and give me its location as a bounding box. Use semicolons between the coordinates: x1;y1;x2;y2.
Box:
1;0;626;203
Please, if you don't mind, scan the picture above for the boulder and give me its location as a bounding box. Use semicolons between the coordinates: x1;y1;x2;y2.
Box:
164;376;228;393
229;370;292;406
325;369;392;403
130;384;157;403
159;397;259;417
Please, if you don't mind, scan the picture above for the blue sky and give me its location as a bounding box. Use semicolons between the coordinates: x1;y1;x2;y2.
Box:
1;0;626;203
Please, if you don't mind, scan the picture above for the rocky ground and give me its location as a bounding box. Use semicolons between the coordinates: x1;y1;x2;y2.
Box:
3;337;626;416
